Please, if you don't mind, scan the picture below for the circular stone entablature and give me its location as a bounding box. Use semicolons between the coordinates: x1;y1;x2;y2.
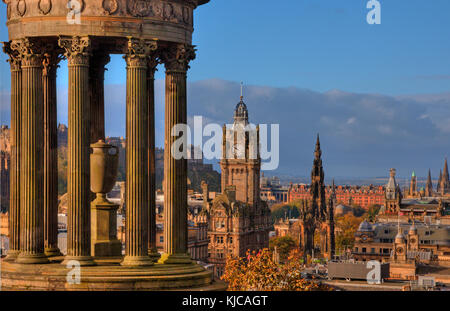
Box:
4;0;210;45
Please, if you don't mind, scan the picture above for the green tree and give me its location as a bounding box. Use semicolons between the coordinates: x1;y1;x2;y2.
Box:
366;204;381;222
270;201;301;223
269;236;297;262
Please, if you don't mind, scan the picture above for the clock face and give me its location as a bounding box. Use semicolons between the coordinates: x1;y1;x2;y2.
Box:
410;238;416;244
361;235;368;242
396;247;404;254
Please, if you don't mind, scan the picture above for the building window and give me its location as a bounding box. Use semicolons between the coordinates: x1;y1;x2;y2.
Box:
371;248;375;254
362;248;366;253
355;247;359;253
160;236;163;243
229;237;233;244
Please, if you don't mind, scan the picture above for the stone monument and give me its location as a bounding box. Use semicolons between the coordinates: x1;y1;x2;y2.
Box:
1;0;223;290
90;140;121;258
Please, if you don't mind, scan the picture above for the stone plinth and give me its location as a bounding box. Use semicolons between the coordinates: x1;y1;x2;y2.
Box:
91;196;122;258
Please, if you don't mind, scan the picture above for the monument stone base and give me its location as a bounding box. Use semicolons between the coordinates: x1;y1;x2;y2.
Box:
0;257;225;291
91;196;122;258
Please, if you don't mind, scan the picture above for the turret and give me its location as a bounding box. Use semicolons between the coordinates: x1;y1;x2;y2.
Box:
409;170;417;197
385;168;402;214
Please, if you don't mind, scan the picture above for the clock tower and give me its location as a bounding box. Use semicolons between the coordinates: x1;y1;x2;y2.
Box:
393;222;407;262
408;221;419;251
220;90;261;206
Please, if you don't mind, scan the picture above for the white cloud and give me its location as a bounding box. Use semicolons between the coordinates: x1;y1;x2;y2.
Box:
1;79;450;177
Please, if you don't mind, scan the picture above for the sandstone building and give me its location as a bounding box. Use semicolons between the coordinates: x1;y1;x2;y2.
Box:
379;168;450;221
288;183;385;209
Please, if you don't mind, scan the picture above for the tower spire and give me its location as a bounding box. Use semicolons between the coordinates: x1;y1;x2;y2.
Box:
233;83;248;125
442;157;450;194
443;157;449;180
437;169;443;192
425;169;433;197
314;133;322;159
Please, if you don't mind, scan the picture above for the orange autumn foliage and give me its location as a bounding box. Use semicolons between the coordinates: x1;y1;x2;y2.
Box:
221;248;333;291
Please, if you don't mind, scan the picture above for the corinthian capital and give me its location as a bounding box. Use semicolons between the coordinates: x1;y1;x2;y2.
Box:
2;41;21;71
9;38;45;67
161;44;196;72
124;37;158;68
58;36;92;66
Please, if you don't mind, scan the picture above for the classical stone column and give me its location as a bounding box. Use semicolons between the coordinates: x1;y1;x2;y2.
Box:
89;53;110;144
13;38;48;264
59;36;95;266
2;42;21;261
121;38;156;266
159;44;196;264
147;55;161;261
43;48;62;257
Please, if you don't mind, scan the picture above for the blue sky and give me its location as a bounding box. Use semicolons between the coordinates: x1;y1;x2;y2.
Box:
2;1;449;94
0;0;449;178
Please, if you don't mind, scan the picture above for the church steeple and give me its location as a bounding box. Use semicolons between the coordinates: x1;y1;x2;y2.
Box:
444;158;449;181
409;170;417;197
425;169;433;197
442;158;450;194
437;169;442;193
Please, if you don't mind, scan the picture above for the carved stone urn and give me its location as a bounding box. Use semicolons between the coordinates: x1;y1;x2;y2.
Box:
90;140;121;257
90;139;119;202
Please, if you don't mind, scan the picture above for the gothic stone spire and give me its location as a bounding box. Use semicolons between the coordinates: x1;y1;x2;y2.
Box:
425;169;433;197
310;134;326;220
437;169;442;193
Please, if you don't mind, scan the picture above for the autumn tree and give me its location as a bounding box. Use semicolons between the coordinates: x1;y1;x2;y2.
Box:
221;249;332;291
335;214;363;252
